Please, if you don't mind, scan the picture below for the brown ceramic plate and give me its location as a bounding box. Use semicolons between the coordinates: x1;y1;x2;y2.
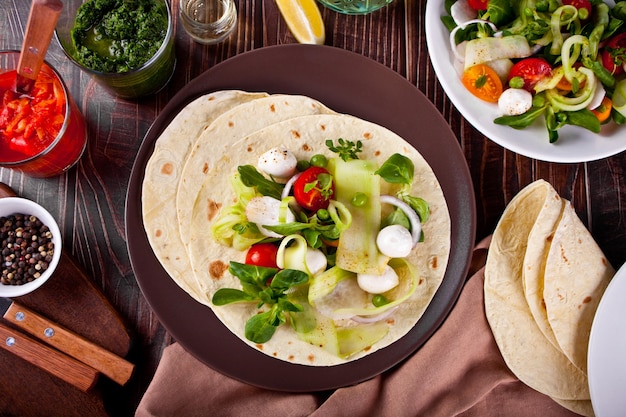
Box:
126;44;476;392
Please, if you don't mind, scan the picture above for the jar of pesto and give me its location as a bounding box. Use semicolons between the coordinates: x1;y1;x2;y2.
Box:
55;0;176;99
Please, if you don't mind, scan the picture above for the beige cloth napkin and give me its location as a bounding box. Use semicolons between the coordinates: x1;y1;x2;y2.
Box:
135;238;582;417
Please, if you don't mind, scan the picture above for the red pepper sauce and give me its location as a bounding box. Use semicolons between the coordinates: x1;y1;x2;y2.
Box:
0;66;66;162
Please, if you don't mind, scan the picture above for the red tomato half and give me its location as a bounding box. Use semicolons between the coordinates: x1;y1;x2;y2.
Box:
245;243;279;269
468;0;489;11
562;0;592;19
508;58;553;92
601;33;626;76
293;166;335;212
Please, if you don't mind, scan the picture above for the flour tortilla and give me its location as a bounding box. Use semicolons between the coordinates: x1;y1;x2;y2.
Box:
522;183;564;350
551;397;595;417
187;113;451;365
176;95;336;250
142;90;267;299
484;180;590;401
544;201;614;374
143;93;333;302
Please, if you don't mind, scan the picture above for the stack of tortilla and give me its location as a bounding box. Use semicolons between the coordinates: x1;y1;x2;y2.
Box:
141;90;452;366
484;180;614;416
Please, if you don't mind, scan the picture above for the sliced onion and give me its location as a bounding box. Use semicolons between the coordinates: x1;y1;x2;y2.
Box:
380;195;421;247
351;306;399;323
450;0;477;26
587;81;606;112
449;19;498;64
281;172;301;200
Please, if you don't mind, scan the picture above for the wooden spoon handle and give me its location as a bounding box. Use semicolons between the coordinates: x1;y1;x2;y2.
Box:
17;0;63;81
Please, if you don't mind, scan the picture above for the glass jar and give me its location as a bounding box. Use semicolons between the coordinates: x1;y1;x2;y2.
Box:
179;0;238;45
0;51;87;178
55;0;176;99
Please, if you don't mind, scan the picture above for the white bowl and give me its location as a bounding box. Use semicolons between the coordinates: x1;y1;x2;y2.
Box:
425;0;625;163
0;197;62;297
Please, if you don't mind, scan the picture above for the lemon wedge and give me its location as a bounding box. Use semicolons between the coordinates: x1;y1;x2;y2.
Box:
275;0;325;45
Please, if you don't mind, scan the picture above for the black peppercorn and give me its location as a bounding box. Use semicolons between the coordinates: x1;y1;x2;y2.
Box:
1;213;55;286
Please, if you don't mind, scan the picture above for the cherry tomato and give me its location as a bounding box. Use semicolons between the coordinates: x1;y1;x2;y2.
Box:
592;96;613;124
293;166;335;212
562;0;592;19
467;0;489;11
601;32;626;76
245;243;279;269
508;58;553;92
461;64;503;103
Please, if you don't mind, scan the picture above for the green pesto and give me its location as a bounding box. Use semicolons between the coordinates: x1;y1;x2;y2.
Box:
70;0;167;73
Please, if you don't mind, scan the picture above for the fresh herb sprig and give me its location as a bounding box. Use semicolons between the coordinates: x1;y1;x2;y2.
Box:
212;262;309;343
326;138;363;161
238;165;284;200
375;153;414;184
375;153;430;230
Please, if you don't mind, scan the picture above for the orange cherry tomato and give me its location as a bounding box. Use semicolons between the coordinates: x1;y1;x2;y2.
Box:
592;96;613;124
461;64;503;103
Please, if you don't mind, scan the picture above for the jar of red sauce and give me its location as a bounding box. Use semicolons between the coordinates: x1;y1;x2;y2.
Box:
0;50;87;178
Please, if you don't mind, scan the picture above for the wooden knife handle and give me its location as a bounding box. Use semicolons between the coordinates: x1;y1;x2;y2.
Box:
0;322;98;392
4;302;135;386
18;0;63;80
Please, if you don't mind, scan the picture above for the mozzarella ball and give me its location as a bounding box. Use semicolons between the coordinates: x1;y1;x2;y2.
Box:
357;266;400;294
498;88;533;116
245;196;295;238
258;147;297;179
376;225;413;258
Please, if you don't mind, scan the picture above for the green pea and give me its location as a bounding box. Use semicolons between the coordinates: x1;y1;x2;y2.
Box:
310;154;328;168
296;160;311;171
532;94;545;108
535;0;548;12
316;209;330;221
351;192;368;207
508;76;525;89
372;295;389;307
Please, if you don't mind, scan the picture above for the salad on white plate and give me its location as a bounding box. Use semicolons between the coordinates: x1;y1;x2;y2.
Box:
426;0;626;162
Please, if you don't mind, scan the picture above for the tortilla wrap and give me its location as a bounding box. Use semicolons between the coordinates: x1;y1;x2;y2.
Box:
143;93;333;302
543;200;614;374
142;90;267;299
176;95;336;250
551;397;595;417
186;113;451;365
522;183;564;350
484;180;590;401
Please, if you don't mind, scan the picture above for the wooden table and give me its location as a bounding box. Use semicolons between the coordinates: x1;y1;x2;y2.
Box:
2;1;625;415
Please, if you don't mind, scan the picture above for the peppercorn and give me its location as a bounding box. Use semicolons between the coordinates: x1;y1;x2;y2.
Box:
1;213;55;286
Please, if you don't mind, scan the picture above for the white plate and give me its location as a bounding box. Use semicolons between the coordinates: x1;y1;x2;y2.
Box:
588;262;626;417
424;1;625;163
